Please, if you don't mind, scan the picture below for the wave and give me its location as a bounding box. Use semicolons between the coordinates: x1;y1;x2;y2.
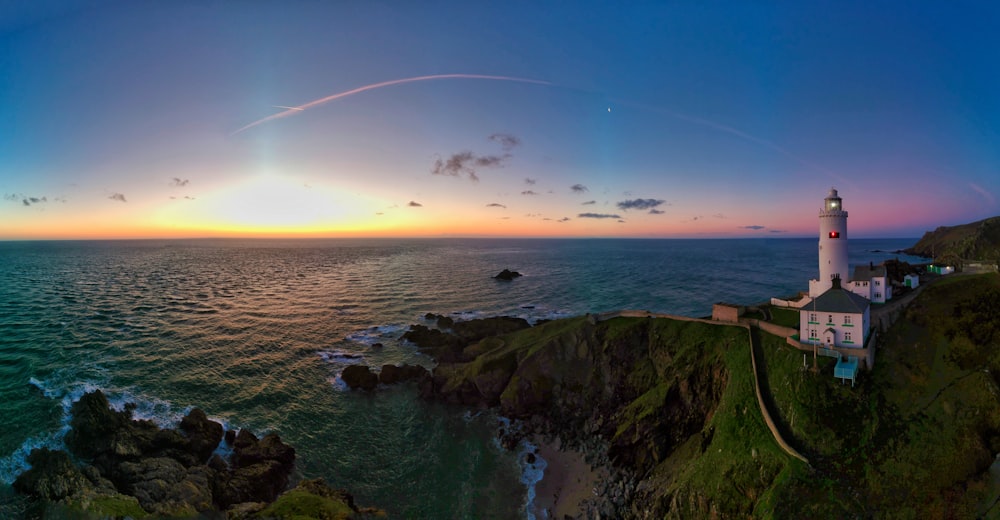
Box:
2;377;235;485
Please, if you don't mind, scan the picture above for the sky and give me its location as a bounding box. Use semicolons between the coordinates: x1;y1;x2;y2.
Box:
1;1;998;240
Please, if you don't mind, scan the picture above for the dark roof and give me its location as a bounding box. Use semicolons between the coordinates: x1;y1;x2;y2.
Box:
851;264;887;282
805;284;870;314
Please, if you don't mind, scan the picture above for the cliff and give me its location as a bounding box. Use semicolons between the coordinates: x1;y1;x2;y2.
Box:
412;273;1000;517
416;315;803;517
907;216;1000;263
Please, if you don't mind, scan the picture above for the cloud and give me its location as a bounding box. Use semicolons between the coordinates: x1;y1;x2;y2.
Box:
3;193;18;201
184;196;195;200
558;217;570;222
570;184;588;193
521;190;538;196
742;225;765;230
431;151;508;181
649;209;665;215
618;219;626;223
109;193;127;203
408;201;423;207
375;212;384;216
486;203;506;208
713;213;728;219
581;200;596;205
489;133;521;151
769;229;787;233
617;198;665;211
524;178;536;185
578;212;622;219
970;183;996;205
170;177;190;187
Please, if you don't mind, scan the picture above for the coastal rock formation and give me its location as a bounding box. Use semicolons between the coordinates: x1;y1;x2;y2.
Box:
10;390;376;518
341;364;379;390
494;269;522;281
418;315;746;517
402;315;531;362
379;363;429;385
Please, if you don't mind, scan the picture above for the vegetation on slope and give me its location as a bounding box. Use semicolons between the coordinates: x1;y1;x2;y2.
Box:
421;315;809;517
761;273;1000;518
907;216;1000;264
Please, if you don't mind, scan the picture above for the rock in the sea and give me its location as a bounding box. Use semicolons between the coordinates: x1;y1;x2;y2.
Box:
379;363;430;385
180;407;225;462
494;268;522;281
13;390;307;518
341;364;379;390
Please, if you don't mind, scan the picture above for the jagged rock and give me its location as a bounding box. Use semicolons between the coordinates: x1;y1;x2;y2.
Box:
402;316;531;363
180;408;224;462
341;364;379;390
13;391;312;518
12;448;94;500
232;431;295;469
494;269;522;281
379;363;429;385
116;457;216;515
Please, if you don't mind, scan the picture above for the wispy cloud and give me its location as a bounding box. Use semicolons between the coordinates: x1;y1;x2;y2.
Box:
649;209;665;215
713;213;728;219
579;212;622;219
109;193;127;203
489;133;521;152
170;177;190;187
521;190;538;196
524;178;536;185
742;225;765;230
408;200;423;207
570;184;588;193
617;198;665;211
558;217;570;222
970;183;996;205
486;203;506;208
581;200;596;205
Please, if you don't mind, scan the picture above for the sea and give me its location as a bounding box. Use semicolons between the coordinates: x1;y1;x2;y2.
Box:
0;237;928;518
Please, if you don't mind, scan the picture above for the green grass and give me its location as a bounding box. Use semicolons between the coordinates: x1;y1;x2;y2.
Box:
768;307;800;328
652;323;806;518
256;489;355;520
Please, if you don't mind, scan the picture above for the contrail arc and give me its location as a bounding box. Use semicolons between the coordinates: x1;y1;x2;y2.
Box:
233;74;551;135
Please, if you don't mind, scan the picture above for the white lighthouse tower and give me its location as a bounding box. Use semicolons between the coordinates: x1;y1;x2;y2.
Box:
809;188;849;297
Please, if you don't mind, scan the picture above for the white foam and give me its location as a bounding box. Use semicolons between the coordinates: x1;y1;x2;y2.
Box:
3;376;203;484
317;350;365;364
518;440;548;520
345;324;405;346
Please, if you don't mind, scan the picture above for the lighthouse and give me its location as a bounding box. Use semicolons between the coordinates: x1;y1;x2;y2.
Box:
809;188;849;297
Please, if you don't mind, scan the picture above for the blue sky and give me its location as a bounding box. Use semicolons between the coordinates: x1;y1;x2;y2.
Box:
1;1;997;239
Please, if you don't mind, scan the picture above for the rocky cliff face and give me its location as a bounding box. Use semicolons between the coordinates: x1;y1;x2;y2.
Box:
907;216;1000;263
414;315;773;518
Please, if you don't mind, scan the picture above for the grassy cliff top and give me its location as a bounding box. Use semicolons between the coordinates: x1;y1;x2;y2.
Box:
907;216;1000;263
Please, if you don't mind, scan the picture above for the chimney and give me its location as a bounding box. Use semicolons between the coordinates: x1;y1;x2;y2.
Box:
832;274;842;289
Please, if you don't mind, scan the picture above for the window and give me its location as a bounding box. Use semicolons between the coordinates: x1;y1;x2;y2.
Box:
844;315;852;325
845;332;852;342
828;315;833;324
874;280;880;286
875;292;881;299
809;313;816;322
810;329;817;339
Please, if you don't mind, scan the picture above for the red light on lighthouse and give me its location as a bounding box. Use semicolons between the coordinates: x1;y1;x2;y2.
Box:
829;231;840;239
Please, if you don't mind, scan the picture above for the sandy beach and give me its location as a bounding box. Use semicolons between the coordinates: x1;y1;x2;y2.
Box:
530;436;604;519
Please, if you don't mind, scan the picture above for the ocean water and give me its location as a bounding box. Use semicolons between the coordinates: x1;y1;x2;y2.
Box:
0;238;926;518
